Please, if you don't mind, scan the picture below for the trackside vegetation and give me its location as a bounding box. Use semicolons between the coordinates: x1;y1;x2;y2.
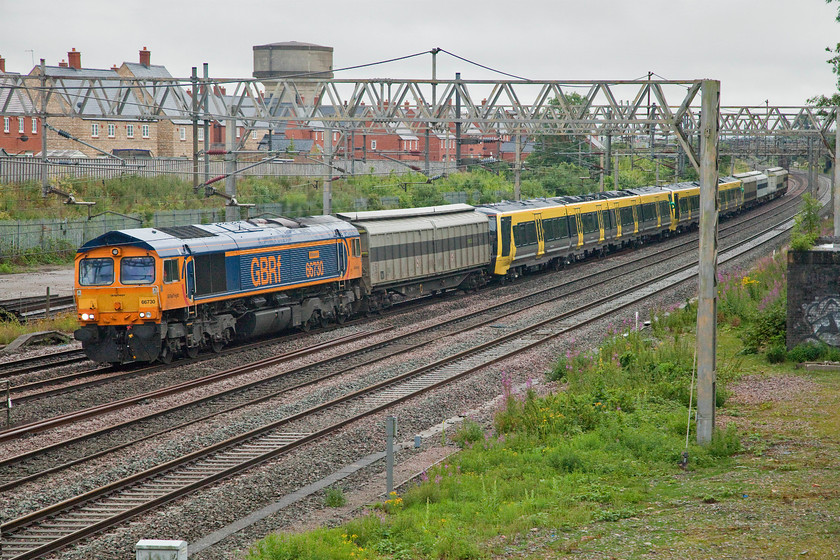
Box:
246;247;840;559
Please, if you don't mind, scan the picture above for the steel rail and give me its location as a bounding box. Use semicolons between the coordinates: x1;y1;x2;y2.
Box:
0;199;797;560
0;181;804;493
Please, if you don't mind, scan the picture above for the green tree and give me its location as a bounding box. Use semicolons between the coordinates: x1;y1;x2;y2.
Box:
809;2;840;103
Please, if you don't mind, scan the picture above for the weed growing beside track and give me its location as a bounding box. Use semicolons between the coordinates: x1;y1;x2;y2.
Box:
246;249;840;559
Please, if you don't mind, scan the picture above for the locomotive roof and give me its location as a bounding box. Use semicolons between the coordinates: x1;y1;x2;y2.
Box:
77;216;357;258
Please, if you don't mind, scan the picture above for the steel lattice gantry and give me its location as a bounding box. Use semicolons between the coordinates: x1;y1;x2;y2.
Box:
2;74;838;171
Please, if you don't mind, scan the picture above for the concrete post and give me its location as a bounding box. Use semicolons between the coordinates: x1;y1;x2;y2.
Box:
191;67;199;191
225;115;238;222
425;126;430;177
203;63;210;186
835;108;840;237
696;79;720;445
135;540;188;560
385;416;397;495
324;126;333;215
40;59;48;198
614;152;619;189
455;72;462;171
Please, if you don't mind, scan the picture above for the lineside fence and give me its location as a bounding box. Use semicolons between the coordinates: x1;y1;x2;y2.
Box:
0;194;478;259
0;155;454;184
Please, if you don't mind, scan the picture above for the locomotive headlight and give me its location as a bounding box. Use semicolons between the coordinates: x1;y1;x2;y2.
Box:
139;312;146;318
81;313;94;321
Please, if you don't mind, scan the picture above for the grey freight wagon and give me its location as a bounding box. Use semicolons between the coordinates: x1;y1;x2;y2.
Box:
337;204;491;310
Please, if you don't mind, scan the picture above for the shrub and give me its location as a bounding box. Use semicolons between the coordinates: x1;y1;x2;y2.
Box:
766;344;788;363
741;298;787;353
453;420;484;449
706;425;742;458
788;342;826;363
324;487;347;508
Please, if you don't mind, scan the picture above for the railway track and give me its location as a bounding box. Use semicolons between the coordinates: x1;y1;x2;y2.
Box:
0;349;89;380
0;295;75;323
0;188;802;559
1;178;801;410
0;182;805;485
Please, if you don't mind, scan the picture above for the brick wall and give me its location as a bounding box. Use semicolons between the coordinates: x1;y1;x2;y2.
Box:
786;244;840;349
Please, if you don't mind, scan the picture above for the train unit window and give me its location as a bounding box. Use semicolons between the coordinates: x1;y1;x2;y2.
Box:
619;207;634;226
79;257;114;286
679;197;690;215
581;212;598;234
689;195;700;211
121;256;156;284
544;217;565;241
641;203;656;223
513;222;538;246
164;259;180;283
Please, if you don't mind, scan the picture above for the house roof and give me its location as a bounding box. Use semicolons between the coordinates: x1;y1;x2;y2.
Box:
0;70;35;113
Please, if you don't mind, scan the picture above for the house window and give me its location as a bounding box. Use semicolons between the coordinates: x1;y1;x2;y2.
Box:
333;132;339;142
252;130;258;140
371;140;377;150
180;127;186;141
236;127;241;139
19;118;25;134
107;123;115;138
32;118;38;134
197;128;204;141
91;123;99;138
3;117;9;133
126;124;134;138
142;124;150;138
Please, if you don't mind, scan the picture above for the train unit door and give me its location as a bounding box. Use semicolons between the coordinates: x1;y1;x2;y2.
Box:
534;213;546;258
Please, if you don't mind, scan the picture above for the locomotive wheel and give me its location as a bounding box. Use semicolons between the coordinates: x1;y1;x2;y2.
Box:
186;345;199;359
159;345;173;364
319;311;330;328
211;340;224;353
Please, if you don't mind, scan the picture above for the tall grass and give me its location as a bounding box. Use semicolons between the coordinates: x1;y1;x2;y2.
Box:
247;302;744;560
0;312;79;345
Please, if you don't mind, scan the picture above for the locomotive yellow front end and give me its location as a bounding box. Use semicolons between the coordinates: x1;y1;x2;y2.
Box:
74;245;165;364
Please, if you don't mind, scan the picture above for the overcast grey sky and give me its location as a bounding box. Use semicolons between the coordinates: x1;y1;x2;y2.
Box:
2;0;838;106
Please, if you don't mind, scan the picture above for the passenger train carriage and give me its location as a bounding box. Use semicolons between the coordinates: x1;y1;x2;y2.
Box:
74;169;789;364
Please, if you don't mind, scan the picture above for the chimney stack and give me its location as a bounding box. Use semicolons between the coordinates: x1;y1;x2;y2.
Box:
59;59;69;68
139;46;150;67
68;48;81;70
0;55;5;73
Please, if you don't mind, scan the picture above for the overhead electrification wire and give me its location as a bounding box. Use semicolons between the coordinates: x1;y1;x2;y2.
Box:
277;50;434;80
437;49;531;81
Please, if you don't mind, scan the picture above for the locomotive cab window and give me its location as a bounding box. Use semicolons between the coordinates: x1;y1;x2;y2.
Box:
79;257;114;286
121;256;156;284
352;238;361;257
163;259;180;283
